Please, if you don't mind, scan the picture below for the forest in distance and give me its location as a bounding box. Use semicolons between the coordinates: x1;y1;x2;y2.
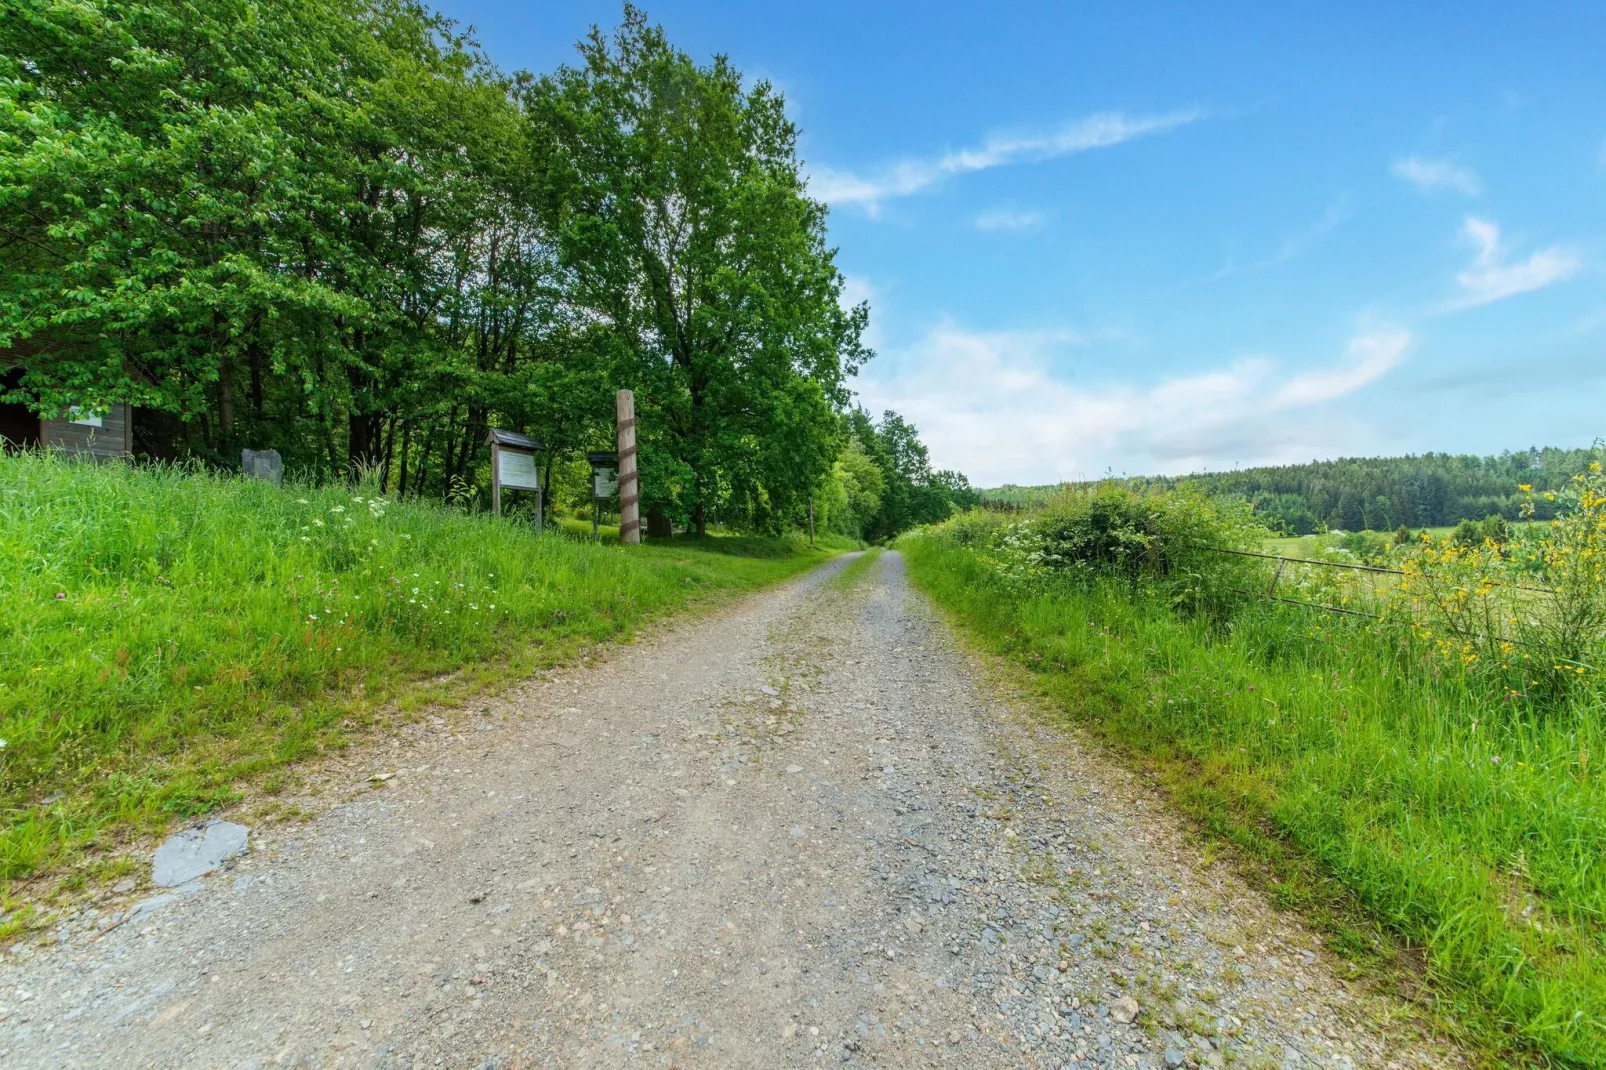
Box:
982;445;1600;535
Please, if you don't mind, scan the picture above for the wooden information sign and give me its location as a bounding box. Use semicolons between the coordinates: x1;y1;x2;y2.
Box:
485;428;546;533
586;449;618;539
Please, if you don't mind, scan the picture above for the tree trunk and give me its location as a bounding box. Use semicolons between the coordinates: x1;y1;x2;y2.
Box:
439;407;459;486
398;422;412;498
218;353;235;444
693;501;706;537
322;418;340;477
247;337;265;422
542;451;554;526
450;406;484;492
380;413;397;493
347;410;383;482
415;424;435;499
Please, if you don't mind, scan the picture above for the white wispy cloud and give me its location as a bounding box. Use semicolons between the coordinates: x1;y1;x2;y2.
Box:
1270;327;1410;407
810;109;1202;213
1208;200;1348;280
857;321;1410;485
974;207;1047;233
1442;217;1580;311
1392;155;1483;196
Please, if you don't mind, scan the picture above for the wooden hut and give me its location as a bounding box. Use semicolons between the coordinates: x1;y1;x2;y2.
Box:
0;362;132;459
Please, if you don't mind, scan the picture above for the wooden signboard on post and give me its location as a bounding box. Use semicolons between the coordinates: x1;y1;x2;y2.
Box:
586;449;618;539
485;428;546;534
616;390;640;544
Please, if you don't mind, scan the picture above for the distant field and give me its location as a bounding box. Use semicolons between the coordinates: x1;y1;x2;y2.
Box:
0;453;846;894
1265;521;1541;559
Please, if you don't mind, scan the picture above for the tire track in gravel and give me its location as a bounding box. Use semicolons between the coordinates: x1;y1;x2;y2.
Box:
1;551;1462;1069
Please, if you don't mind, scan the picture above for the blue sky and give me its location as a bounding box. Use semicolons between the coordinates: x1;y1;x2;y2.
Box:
434;1;1606;485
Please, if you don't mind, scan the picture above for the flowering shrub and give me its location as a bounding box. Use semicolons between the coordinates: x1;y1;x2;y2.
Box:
1398;458;1606;701
927;484;1271;618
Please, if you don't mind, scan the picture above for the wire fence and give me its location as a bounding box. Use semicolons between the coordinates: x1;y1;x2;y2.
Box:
1208;546;1557;594
1204;546;1396;620
1203;545;1561;650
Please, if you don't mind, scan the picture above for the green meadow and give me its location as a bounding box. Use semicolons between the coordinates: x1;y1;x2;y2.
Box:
0;452;846;889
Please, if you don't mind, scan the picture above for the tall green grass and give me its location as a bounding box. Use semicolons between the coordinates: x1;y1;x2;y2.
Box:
0;453;841;883
902;532;1606;1067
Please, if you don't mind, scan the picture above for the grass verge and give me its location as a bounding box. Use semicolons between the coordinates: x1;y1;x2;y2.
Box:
0;452;844;899
900;532;1606;1067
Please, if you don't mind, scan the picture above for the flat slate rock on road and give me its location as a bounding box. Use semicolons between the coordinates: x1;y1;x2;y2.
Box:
1;552;1461;1068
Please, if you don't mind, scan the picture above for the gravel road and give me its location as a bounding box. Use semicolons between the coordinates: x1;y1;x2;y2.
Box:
2;551;1462;1068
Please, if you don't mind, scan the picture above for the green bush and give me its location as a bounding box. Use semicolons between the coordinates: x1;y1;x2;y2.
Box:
1338;529;1392;562
935;484;1270;619
1452;514;1513;548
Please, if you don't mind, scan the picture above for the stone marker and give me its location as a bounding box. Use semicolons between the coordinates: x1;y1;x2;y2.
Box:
241;448;283;486
152;820;250;887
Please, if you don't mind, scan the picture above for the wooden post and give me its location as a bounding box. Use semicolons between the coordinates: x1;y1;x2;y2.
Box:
617;390;640;544
489;442;501;516
808;497;815;547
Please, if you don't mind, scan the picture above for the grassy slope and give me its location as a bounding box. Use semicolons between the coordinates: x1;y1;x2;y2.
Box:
901;534;1606;1067
0;453;844;887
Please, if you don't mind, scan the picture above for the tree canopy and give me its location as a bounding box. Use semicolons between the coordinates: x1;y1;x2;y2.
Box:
527;9;867;534
0;0;966;535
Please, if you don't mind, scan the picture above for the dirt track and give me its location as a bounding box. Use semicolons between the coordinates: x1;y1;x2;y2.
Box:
0;551;1459;1068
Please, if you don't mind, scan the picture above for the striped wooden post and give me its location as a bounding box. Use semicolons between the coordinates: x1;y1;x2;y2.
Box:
617;390;640;544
